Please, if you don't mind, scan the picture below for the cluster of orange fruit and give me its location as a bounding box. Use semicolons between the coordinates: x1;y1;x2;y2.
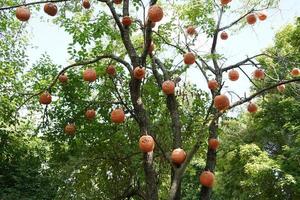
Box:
15;0;92;21
14;0;164;31
209;67;300;114
220;0;267;41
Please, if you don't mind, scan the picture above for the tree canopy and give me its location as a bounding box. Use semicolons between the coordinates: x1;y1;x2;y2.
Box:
0;1;299;200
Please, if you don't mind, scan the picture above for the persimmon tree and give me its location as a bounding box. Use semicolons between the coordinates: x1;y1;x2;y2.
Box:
1;0;300;199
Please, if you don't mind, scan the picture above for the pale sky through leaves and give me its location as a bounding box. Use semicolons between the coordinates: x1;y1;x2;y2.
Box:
25;0;300;113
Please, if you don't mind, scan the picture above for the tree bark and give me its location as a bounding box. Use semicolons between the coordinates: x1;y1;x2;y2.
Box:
200;118;218;200
166;94;182;200
129;74;159;200
169;170;182;200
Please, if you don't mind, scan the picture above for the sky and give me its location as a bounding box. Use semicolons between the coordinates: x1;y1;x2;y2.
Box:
25;0;300;112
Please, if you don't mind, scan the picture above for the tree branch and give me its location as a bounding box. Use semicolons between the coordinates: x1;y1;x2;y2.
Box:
221;53;271;72
228;78;300;110
0;0;71;10
140;0;158;66
14;54;131;115
219;8;255;31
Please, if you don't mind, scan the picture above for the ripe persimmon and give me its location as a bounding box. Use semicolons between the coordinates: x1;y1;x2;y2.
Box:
183;52;196;65
82;0;91;9
85;109;96;120
221;0;231;6
171;148;186;165
83;68;97;82
228;69;239;81
247;102;258;113
139;135;155;153
44;3;58;16
220;31;228;40
16;6;30;21
133;67;146;80
111;108;125;123
258;12;267;21
148;5;163;22
199;171;215;187
65;123;76;135
106;65;116;76
59;73;68;83
186;26;196;35
122;16;132;26
291;68;300;77
253;69;265;80
208;138;220;150
162;80;175;95
214;95;230;111
208;79;219;90
247;13;257;25
277;84;285;93
39;92;52;105
113;0;122;4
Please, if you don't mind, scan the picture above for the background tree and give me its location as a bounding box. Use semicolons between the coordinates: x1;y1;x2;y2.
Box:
214;19;300;199
0;0;299;200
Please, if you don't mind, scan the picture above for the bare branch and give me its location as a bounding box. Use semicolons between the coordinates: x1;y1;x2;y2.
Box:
153;31;214;72
221;53;271;72
111;77;138;121
219;8;255;31
228;78;300;110
0;0;71;10
140;0;158;66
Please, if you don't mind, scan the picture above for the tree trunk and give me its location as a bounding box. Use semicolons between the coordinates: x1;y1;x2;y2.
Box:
129;79;158;200
143;152;158;200
166;94;182;200
169;169;182;200
200;118;218;200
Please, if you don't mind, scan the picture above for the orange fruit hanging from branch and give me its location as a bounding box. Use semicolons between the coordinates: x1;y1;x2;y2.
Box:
122;16;132;26
111;108;125;123
162;80;175;95
59;73;68;83
16;6;31;21
253;69;265;80
65;123;76;135
183;52;196;65
291;68;300;77
83;68;97;82
171;148;186;165
85;109;96;120
44;3;58;16
247;102;258;113
186;26;196;35
39;92;52;105
220;31;228;40
133;67;146;80
208;138;220;150
258;12;267;21
139;135;155;153
214;95;230;111
247;13;257;25
106;65;116;76
82;0;91;9
148;5;164;22
277;84;285;93
228;69;239;81
199;171;215;188
208;79;219;90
